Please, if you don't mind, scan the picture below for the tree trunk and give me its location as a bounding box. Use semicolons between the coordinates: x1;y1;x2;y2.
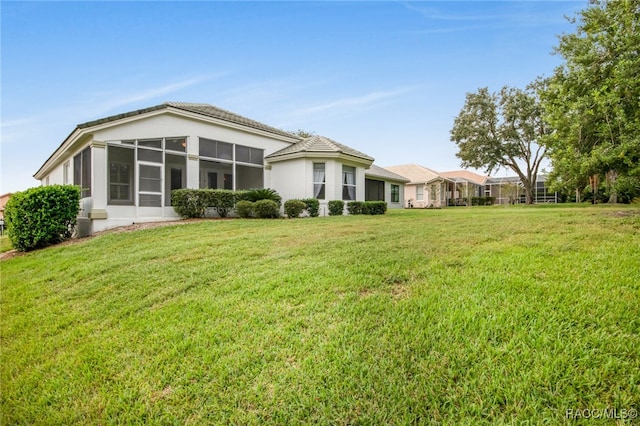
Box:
524;185;534;204
607;170;618;204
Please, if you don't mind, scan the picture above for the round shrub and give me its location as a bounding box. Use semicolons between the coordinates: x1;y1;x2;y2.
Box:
302;198;320;217
253;199;280;218
284;199;306;218
235;200;254;218
5;185;80;251
328;200;345;216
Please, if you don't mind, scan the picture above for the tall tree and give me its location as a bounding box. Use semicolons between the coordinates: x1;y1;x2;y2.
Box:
450;85;548;204
541;0;640;203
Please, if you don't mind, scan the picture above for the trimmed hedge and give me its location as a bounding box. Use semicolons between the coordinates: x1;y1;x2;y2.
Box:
366;201;387;215
4;185;81;252
347;201;365;215
302;198;320;217
470;196;496;206
347;201;387;215
328;200;345;216
284;199;307;218
254;199;280;218
171;189;247;218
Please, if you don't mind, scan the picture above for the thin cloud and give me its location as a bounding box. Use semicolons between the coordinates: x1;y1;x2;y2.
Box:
403;2;508;22
95;74;224;113
295;87;416;116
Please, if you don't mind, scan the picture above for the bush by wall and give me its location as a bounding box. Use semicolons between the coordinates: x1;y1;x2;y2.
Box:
347;201;364;215
4;185;81;252
470;196;496;206
253;199;280;218
328;200;345;216
208;190;235;217
235;200;254;218
172;189;245;218
284;199;307;218
244;188;282;207
366;201;387;215
347;201;387;215
302;198;320;217
171;189;210;218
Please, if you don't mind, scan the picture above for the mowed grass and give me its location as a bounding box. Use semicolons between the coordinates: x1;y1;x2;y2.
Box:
1;205;639;424
0;235;12;254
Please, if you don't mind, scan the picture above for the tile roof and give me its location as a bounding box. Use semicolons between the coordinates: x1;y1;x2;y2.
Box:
440;170;488;185
78;102;299;139
265;135;374;162
365;164;410;182
384;164;440;184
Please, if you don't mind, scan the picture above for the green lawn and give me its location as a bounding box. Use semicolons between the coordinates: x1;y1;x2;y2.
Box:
1;205;639;424
0;235;12;254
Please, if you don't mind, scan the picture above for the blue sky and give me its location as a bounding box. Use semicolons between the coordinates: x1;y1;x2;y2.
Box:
1;1;583;194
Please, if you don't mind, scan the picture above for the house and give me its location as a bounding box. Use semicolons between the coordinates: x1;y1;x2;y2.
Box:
386;163;557;206
485;175;558;204
384;164;440;208
384;164;488;208
34;102;406;235
0;193;12;219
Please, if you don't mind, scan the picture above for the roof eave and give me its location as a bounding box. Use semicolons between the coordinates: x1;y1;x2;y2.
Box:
265;151;374;165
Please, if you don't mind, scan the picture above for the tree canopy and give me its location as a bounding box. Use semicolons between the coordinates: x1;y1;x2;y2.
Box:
541;0;640;202
450;85;548;204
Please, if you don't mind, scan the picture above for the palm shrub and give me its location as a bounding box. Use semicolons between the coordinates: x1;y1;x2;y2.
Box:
253;199;280;218
4;185;80;251
244;188;282;207
302;198;320;217
328;200;344;216
284;199;307;218
235;200;254;218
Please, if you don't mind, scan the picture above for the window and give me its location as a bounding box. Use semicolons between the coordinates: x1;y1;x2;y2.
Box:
365;179;384;201
342;166;356;201
391;184;400;203
138;138;162;149
199;138;232;160
313;163;325;199
73;147;92;198
165;137;187;152
108;146;134;205
235;145;263;165
416;185;424;201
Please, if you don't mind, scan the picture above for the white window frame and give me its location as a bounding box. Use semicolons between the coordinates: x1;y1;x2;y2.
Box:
342;165;356;201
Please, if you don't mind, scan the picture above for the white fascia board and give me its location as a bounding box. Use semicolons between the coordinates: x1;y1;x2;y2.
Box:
265;151;373;167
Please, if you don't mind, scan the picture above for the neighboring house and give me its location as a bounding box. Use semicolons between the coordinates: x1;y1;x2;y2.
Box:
0;193;12;219
384;164;440;208
34;102;405;235
440;170;489;205
485;175;558;204
387;164;558;206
